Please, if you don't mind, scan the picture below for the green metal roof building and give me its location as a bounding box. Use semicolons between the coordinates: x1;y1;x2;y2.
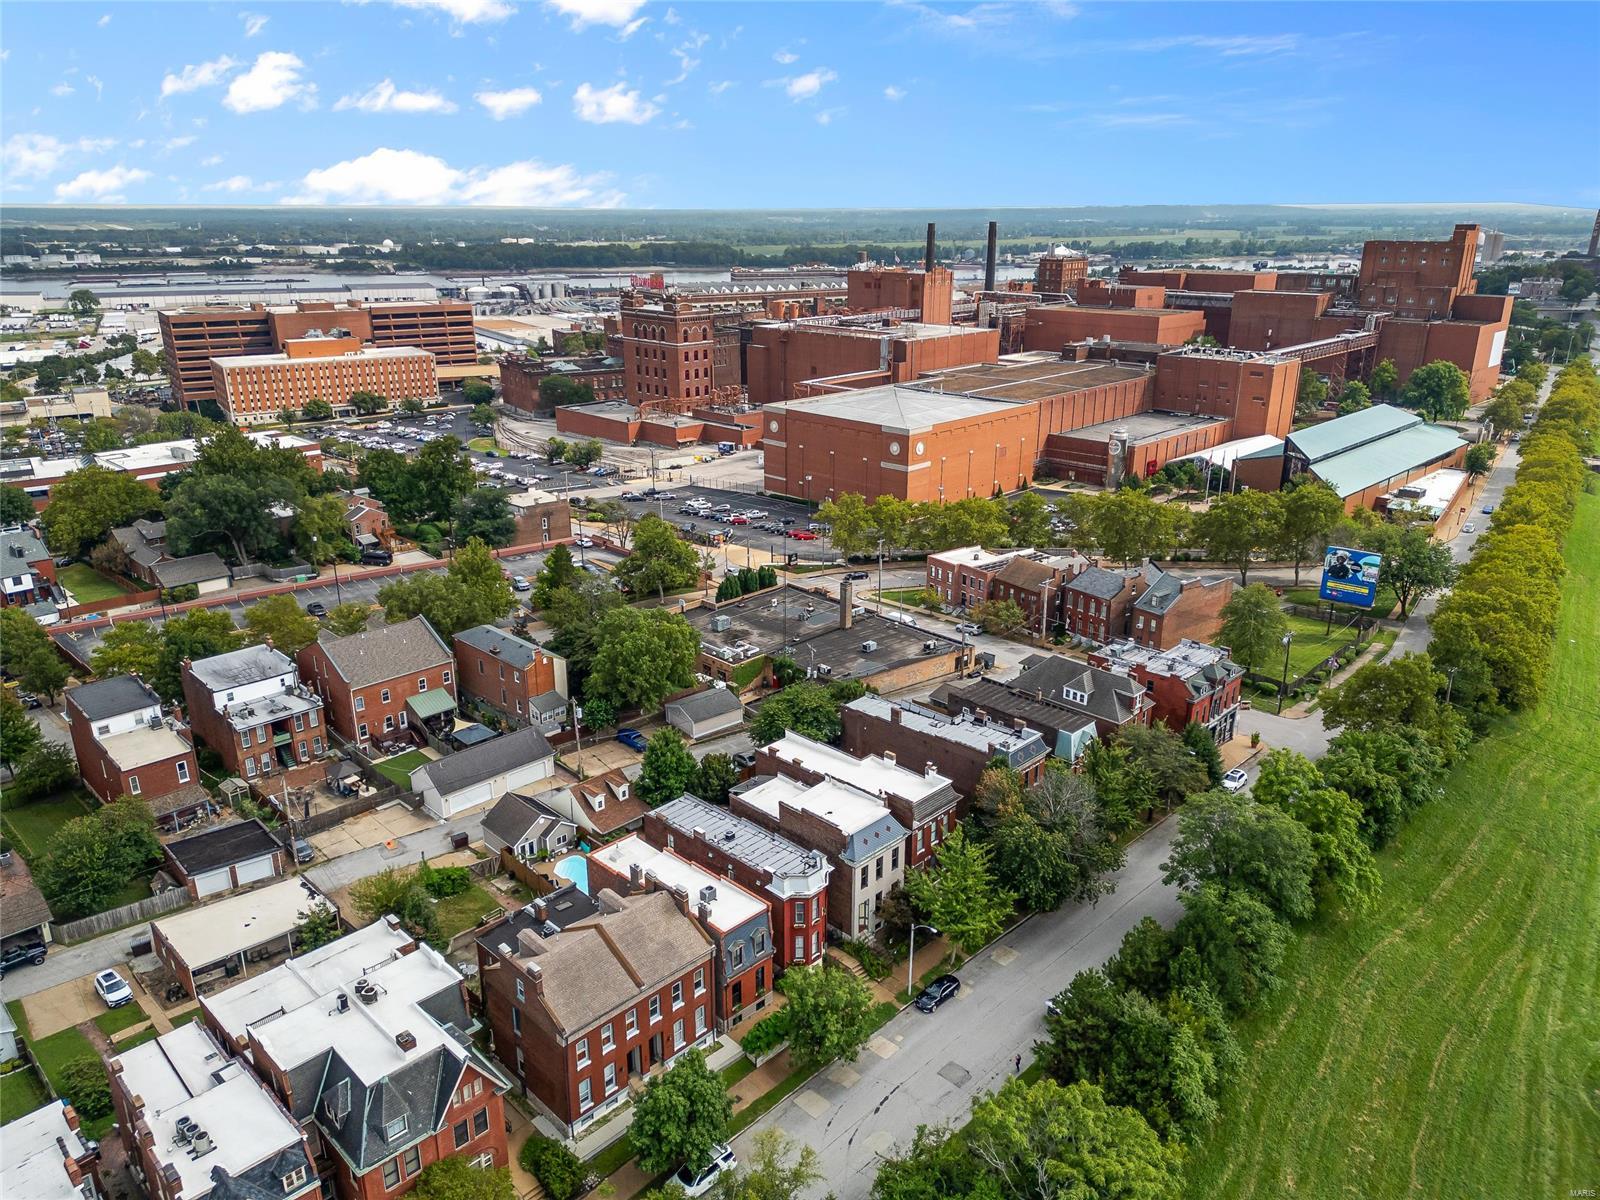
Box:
1283;404;1468;505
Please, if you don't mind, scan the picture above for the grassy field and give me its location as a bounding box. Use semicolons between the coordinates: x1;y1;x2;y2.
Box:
1279;611;1392;679
432;883;504;941
1184;491;1600;1199
0;1064;49;1124
93;1000;148;1038
1282;583;1401;619
374;749;430;786
0;790;94;859
56;562;139;603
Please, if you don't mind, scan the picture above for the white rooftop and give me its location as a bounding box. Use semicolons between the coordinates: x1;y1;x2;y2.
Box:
212;346;435;368
0;1101;92;1200
152;877;330;970
738;772;892;838
113;1023;304;1200
1381;467;1469;519
768;384;1020;433
99;724;192;771
763;731;950;801
204;919;464;1083
1096;637;1235;678
1173;433;1285;470
588;836;766;933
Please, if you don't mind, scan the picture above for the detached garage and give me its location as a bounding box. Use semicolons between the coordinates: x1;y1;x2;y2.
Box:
410;725;556;819
162;819;286;901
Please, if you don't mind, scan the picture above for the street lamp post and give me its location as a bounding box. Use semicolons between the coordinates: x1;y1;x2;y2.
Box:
1279;632;1295;713
908;922;939;1000
1444;665;1460;706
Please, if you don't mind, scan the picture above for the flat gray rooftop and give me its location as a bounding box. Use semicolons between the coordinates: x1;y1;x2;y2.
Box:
1054;410;1228;444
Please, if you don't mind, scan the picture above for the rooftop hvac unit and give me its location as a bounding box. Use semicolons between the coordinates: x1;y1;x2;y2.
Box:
860;641;877;653
189;1130;213;1157
174;1117;196;1145
709;614;733;633
816;664;832;676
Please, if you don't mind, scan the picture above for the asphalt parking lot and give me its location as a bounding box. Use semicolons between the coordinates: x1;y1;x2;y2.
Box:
600;482;839;561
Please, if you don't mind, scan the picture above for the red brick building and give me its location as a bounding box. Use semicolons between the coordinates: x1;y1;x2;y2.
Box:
297;616;455;747
746;317;999;407
1022;304;1207;351
1059;564;1147;644
985;551;1094;637
181;644;327;785
841;694;1050;798
499;354;626;414
65;675;200;807
1035;248;1089;295
453;624;568;728
1130;568;1233;649
846;265;954;324
643;794;832;971
200;919;509;1200
475;891;715;1136
343;490;393;549
1089;638;1244;743
589;836;777;1027
608;293;733;412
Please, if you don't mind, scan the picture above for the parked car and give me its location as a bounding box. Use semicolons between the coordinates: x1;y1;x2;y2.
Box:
0;939;47;975
510;574;531;592
292;838;315;865
574;536;595;548
621;491;645;501
14;691;42;709
360;549;394;565
843;570;870;581
915;974;961;1013
656;491;677;500
94;968;134;1008
1462;522;1477;534
729;515;750;526
954;622;982;636
616;728;649;752
788;530;818;541
732;751;757;770
305;601;328;618
1221;768;1249;793
673;1145;737;1198
1481;503;1496;514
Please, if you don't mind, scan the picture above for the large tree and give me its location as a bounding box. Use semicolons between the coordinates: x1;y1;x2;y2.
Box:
614;514;702;600
531;543;579;610
1216;583;1288;674
1162;791;1317;921
1370;525;1455;618
1170;883;1289;1014
629;1050;731;1175
713;1129;822;1200
1250;749;1380;915
637;728;698;807
1400;360;1471;421
453;489;516;548
1192;489;1283;583
1274;478;1345;585
585;607;699;713
747;678;866;747
1320;653;1445;738
39;466;159;556
293;493;351;565
1080;491;1187;565
780;962;879;1072
986;767;1123;912
905;826;1014;961
412;1157;513;1200
0;691;42;772
1116;723;1210;812
378;537;514;639
244;593;321;656
153;607;242;700
0;484;35;525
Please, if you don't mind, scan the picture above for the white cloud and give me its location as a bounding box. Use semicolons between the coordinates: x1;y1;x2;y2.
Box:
784;68;837;101
160;56;238;98
617;16;648;40
201;154;224;166
474;86;543;119
162;135;198;151
2;133;114;180
772;49;798;64
545;0;646;30
86;75;105;100
883;85;906;101
1129;33;1300;57
205;175;265;192
241;12;270;37
572;81;659;124
224;52;316;113
98;13;112;26
707;80;734;95
54;164;151;201
335;79;458;113
51;83;75;97
392;0;516;23
284;146;620;206
815;107;845;126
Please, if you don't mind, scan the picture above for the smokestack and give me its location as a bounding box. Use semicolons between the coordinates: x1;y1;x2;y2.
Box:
924;223;936;273
1589;209;1600;258
984;220;998;293
839;580;854;629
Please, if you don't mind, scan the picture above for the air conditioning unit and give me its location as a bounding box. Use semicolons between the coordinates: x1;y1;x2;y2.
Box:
860;641;877;653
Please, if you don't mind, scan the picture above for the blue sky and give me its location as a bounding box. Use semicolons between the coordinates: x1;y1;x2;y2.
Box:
2;1;1596;209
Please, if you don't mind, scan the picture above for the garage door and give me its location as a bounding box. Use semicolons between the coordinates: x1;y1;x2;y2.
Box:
234;855;277;886
193;868;232;898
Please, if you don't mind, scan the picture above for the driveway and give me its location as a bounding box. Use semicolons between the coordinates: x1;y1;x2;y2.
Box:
736;816;1184;1199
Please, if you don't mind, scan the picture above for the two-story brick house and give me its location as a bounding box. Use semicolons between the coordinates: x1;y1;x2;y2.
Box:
181;644;327;786
297;617;456;747
754;731;959;869
475;890;715;1137
1058;564;1147;645
935;652;1155;750
644;795;831;971
589;835;776;1027
1088;638;1244;743
65;676;203;820
452;625;568;730
841;693;1050;799
109;1023;319;1200
202;918;510;1200
1129;569;1234;650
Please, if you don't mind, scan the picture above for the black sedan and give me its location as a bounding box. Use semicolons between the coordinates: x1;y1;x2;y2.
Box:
305;601;329;618
915;974;961;1013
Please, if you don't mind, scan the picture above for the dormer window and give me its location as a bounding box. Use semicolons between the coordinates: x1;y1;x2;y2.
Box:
593;794;605;811
282;1167;308;1193
384;1116;408;1142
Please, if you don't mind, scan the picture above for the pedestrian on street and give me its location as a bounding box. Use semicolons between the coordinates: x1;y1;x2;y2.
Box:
1014;1053;1022;1074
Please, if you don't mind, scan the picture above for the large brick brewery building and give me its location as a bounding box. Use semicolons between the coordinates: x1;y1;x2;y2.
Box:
159;299;477;418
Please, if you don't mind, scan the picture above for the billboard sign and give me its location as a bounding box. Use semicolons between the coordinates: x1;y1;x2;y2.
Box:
1318;546;1381;608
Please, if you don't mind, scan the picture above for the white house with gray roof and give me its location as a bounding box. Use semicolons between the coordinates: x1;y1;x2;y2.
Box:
663;687;744;741
410;725;555;819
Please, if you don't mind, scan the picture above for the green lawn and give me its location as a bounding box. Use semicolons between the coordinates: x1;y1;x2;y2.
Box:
0;790;94;860
0;1064;49;1125
93;1001;148;1038
28;1025;114;1138
56;562;140;604
1279;611;1392;681
432;883;504;940
467;437;499;454
374;749;430;786
1183;491;1600;1199
1282;582;1401;618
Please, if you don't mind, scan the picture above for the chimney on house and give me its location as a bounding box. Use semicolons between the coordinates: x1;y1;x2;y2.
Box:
526;960;544;994
882;750;895;766
629;862;643;889
924;223;937;272
889;705;902;725
516;928;549;957
395;1030;417;1052
531;897;549;922
925;762;938;778
984;220;998;292
839;580;854;629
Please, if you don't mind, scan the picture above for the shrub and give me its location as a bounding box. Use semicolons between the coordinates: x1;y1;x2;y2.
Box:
739;1010;792;1058
58;1057;112;1120
417;863;472;898
519;1136;584;1200
838;938;892;980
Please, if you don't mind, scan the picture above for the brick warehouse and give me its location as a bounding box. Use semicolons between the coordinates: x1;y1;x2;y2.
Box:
746;316;999;407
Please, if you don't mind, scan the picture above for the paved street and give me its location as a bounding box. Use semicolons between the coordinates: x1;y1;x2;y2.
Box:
736;817;1184;1199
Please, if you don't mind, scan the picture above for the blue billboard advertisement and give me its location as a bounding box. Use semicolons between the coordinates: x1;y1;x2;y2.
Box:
1318;546;1381;608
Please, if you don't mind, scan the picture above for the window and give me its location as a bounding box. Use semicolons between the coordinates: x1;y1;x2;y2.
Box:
673;1019;685;1050
811;931;820;958
891;846;899;870
576;1038;589;1067
459;1079;483;1104
176;760;191;784
355;695;366;712
244;758;257;779
671;981;684;1009
128;775;141;795
259;753;271;775
625;1007;637;1036
241;728;252;748
384;1116;408;1142
472;1108;489;1137
358;723;369;740
399;711;408;727
649;995;661;1022
875;855;883;881
511;1008;521;1035
693;967;706;996
515;978;525;1002
794;934;804;961
860;865;868;889
470;1154;494;1170
730;943;745;971
453;1119;469;1149
443;670;452;685
793;902;804;926
383;715;395;733
312;736;323;755
603;1063;617;1095
601;1022;614;1051
381;689;391;704
417;677;428;691
915;828;924;852
309;710;318;728
754;929;766;955
812;896;820;922
695;1006;707;1036
382;1160;401;1191
578;1079;592;1111
282;1166;308;1193
402;1147;421;1178
294;713;305;732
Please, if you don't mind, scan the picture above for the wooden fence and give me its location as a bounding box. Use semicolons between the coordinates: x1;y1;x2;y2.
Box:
51;886;191;944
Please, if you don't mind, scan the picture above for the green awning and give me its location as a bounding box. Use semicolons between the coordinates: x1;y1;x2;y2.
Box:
407;689;457;720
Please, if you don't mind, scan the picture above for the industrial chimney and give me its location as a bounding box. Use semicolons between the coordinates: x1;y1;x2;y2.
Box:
984;221;998;292
839;580;854;629
924;223;937;272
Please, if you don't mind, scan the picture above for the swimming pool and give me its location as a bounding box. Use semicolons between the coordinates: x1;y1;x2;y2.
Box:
553;854;589;894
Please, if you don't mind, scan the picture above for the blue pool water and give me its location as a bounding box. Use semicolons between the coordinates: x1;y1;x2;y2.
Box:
554;854;589;894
